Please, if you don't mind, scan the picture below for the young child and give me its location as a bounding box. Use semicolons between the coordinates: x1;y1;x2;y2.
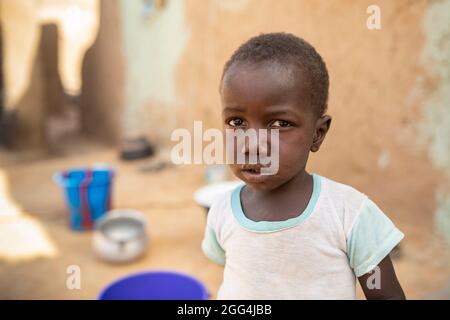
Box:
201;33;406;300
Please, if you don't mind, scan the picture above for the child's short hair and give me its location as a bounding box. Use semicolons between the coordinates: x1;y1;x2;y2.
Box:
222;32;329;116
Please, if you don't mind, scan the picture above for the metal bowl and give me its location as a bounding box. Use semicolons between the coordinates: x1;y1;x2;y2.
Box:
92;209;148;263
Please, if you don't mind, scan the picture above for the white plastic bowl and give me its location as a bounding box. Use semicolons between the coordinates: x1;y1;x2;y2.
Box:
194;181;243;209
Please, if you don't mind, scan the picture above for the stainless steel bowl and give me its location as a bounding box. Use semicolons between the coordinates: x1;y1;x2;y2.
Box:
92;209;148;263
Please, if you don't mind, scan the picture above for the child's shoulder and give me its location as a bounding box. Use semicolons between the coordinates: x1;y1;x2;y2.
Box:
318;174;370;226
319;174;367;201
206;184;240;226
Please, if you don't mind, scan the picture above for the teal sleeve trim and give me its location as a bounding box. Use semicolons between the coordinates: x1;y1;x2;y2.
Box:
201;225;225;265
230;173;322;232
347;198;404;277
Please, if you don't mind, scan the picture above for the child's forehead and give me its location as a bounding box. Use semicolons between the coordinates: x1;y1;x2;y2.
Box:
223;61;296;85
221;61;310;105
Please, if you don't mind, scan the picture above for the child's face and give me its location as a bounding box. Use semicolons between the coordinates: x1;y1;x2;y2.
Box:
221;61;330;191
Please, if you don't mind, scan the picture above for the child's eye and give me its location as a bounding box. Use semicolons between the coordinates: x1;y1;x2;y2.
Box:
271;120;291;128
227;118;246;127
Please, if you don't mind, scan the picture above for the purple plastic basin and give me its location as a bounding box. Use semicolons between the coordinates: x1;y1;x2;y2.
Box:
98;271;210;300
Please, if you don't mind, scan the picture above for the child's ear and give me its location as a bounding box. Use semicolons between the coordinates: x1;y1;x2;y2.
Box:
311;115;332;152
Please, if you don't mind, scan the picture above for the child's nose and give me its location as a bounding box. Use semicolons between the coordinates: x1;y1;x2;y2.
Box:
240;131;269;155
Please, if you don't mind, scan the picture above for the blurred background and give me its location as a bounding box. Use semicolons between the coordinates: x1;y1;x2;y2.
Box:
0;0;449;299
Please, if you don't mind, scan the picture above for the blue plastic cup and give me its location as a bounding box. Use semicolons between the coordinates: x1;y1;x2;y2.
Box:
98;271;210;300
54;166;114;231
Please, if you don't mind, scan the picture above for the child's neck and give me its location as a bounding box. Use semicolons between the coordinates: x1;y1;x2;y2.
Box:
241;170;314;222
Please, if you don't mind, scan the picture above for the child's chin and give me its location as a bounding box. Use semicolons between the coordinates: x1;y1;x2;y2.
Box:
246;183;276;192
240;177;280;192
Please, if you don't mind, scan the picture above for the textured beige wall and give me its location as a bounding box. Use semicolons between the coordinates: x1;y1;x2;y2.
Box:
421;0;450;242
80;0;124;143
0;0;100;148
0;0;99;106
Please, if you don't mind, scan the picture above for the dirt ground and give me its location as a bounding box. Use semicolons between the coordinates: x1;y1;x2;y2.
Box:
0;138;449;300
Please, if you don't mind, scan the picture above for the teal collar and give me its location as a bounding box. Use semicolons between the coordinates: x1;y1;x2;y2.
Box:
231;173;322;232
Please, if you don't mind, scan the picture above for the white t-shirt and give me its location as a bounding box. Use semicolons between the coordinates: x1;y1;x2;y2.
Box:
201;173;404;300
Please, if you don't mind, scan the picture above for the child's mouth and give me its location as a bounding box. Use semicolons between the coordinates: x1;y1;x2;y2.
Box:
240;165;273;183
241;165;262;174
242;168;261;174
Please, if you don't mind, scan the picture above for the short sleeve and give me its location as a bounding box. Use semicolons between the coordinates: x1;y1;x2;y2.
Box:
201;224;225;265
347;198;404;277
